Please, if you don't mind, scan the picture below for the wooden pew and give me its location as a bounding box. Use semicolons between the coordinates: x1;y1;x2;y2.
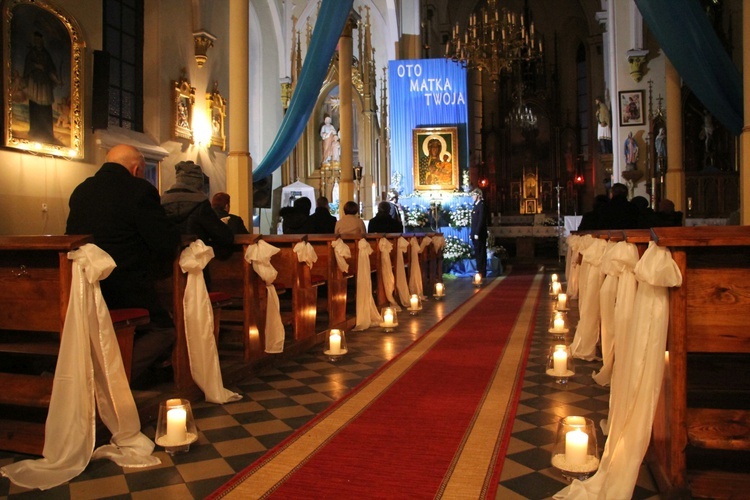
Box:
648;226;750;498
0;235;147;455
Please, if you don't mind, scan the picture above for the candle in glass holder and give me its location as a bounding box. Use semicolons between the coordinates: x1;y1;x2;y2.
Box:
557;293;568;309
166;407;187;444
435;282;444;296
551;273;558;283
565;428;588;466
554;316;565;332
552;281;562;295
473;273;482;285
410;294;419;310
329;330;342;354
553;346;568;376
383;308;394;327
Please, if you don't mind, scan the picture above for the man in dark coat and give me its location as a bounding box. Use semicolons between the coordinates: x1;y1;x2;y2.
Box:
470;188;488;277
368;201;404;233
597;182;640;229
211;192;250;234
279;196;315;234
66;144;180;384
309;196;337;233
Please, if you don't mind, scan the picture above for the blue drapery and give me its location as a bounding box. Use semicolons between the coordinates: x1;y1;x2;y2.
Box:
252;0;354;182
635;0;743;135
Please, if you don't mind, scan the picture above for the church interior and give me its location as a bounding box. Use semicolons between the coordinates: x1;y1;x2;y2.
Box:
1;0;750;498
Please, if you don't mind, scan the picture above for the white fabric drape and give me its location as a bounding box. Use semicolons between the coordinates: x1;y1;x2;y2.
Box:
331;238;351;274
1;244;158;490
378;238;400;310
555;242;681;500
395;237;411;307
408;237;425;297
244;241;285;354
570;237;607;361
592;241;618;387
566;235;582;299
353;239;382;331
431;234;445;253
179;241;242;404
294;241;318;269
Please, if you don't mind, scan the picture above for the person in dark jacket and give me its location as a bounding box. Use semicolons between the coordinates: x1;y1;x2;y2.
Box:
470;188;488;277
597;182;640;229
211;191;250;234
368;201;404;233
631;195;660;228
309;196;337;233
577;194;609;231
66;144;180;384
161;161;235;260
279;196;315;234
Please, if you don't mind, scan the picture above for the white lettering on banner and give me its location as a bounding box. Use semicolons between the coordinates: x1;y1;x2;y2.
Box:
424;92;466;106
408;78;453;92
396;63;423;78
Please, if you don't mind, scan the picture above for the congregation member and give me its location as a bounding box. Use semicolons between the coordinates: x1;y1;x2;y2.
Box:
631;195;661;228
577;194;609;231
334;200;366;237
655;198;683;227
211;191;250;234
66;144;180;385
596;182;640;229
470;188;488;277
310;196;337;233
279;196;315;234
368;201;404;233
161;161;235;260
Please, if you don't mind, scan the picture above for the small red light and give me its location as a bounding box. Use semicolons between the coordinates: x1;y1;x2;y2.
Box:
478;177;489;188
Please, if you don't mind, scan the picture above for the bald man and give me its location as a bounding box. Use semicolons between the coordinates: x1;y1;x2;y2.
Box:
67;144;180;386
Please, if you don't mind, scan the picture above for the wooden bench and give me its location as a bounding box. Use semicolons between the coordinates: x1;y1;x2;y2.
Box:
0;235;147;455
648;226;750;498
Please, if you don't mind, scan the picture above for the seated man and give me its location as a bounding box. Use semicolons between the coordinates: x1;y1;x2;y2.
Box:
310;196;337;233
66;144;180;385
211;191;249;234
368;201;404;233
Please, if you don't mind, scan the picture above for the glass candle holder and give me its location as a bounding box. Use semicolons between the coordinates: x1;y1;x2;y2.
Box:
546;344;575;384
433;282;446;300
408;294;422;315
551;416;600;481
556;293;569;311
551;273;559;283
325;328;347;360
379;306;399;332
548;312;569;340
473;273;483;287
549;281;562;296
154;398;198;455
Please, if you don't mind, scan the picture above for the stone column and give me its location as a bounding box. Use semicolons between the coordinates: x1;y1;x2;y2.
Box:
227;0;253;227
664;58;684;212
337;15;356;215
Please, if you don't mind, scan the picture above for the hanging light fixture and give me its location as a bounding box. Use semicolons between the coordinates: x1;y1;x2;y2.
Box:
444;0;543;87
506;79;538;130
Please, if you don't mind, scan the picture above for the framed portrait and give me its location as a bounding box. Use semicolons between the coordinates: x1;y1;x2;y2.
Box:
172;71;195;141
524;199;537;215
3;0;84;158
412;126;459;191
618;90;645;126
207;82;226;150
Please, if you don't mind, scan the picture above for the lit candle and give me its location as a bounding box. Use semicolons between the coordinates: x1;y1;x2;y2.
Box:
473;273;482;285
554;316;565;332
383;309;394;327
558;293;567;309
329;330;342;354
410;294;419;310
552;281;562;295
435;283;444;296
166;407;187;444
565;429;588;466
553;347;568;376
551;273;558;283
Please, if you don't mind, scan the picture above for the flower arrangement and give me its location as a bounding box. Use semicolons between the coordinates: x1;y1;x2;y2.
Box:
443;236;473;262
446;202;472;228
403;204;429;228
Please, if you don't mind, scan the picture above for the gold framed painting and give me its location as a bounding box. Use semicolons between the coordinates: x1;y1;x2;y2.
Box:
206;82;226;150
413;126;459;191
3;0;84;158
172;71;195;141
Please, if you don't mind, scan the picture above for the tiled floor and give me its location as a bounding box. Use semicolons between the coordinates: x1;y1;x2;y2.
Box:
0;265;661;499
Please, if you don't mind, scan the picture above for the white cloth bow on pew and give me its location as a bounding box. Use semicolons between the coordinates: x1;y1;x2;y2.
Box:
353;239;382;331
245;240;285;354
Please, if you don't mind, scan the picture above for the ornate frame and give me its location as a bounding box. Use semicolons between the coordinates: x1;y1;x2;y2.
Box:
3;0;84;158
206;82;226;150
172;70;195;141
618;90;645;127
412;126;459;191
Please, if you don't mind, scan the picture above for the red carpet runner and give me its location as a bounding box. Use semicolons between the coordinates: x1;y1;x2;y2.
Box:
211;270;542;499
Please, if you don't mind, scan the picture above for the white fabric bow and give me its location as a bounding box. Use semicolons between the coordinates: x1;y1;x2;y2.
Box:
331;238;351;274
408;237;424;298
294;241;318;269
378;238;400;310
570;237;607;361
353;239;382;330
395;237;411;307
179;240;242;404
1;244;159;491
245;241;285;353
431;235;445;252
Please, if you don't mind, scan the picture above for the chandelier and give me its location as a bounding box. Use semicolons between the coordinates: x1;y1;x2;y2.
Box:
506;80;538;130
444;0;543;86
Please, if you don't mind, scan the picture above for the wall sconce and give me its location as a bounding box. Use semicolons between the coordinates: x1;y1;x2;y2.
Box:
193;31;217;68
353;163;363;181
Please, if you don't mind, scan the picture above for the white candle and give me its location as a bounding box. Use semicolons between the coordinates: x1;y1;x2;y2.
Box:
557;293;567;309
435;283;444;296
166;407;187;444
329;330;341;354
565;429;588;466
554;317;565;331
552;282;562;295
383;309;394;327
473;273;482;284
410;294;419;310
553;348;568;376
551;273;558;283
